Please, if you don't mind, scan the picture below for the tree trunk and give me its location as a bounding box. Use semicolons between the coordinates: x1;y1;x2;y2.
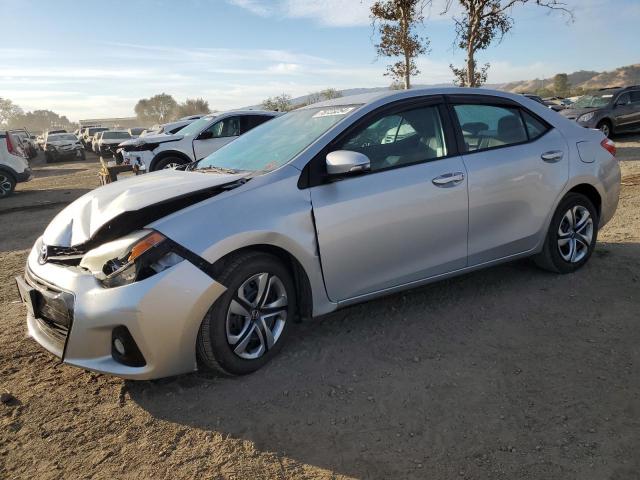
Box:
404;51;411;89
466;46;475;87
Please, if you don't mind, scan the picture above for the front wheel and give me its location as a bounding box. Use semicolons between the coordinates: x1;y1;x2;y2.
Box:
0;171;16;197
596;120;611;138
153;156;187;171
197;252;296;375
534;193;598;273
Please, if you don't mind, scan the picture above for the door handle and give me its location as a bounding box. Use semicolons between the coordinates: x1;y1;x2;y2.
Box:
541;150;564;162
432;172;465;187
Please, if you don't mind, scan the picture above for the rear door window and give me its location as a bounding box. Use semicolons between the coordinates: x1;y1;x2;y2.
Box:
240;115;272;134
453;104;528;152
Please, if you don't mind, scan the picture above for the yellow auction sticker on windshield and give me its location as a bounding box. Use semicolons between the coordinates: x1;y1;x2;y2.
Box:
312;107;356;118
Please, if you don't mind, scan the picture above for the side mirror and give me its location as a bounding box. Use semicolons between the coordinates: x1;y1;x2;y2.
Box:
198;130;213;140
326;150;371;176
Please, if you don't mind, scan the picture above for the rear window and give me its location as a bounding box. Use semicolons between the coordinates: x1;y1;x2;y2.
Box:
102;131;131;139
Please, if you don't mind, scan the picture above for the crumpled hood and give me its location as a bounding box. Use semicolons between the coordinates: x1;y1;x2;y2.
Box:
118;132;183;148
43;169;245;247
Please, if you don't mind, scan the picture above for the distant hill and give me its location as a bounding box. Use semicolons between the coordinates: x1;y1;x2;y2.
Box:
500;64;640;93
247;63;639;109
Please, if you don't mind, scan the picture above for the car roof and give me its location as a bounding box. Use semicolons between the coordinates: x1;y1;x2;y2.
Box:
301;87;541;109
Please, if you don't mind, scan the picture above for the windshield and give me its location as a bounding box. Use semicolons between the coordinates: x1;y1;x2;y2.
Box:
573;94;613;108
129;128;144;135
193;106;358;173
175;116;215;137
88;127;108;135
49;134;77;141
102;131;131;139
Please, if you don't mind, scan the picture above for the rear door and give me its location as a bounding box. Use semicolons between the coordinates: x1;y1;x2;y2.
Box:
448;96;569;265
192;116;241;160
310;99;469;302
611;92;635;130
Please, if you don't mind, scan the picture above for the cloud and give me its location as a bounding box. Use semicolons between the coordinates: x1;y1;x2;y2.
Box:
226;0;273;17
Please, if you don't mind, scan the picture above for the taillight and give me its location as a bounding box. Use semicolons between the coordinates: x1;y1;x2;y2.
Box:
6;133;15;155
600;138;616;157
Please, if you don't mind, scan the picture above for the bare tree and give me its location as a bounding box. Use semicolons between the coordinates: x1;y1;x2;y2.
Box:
175;98;211;118
371;0;431;89
305;91;323;106
443;0;573;87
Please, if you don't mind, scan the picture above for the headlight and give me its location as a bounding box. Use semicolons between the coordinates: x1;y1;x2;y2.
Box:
79;230;184;288
577;112;595;123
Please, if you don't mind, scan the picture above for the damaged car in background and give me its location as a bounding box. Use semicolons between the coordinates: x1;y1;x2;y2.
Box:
117;110;279;172
44;133;86;162
16;88;620;380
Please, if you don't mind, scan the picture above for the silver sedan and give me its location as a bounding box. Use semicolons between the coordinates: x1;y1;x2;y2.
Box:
17;88;620;379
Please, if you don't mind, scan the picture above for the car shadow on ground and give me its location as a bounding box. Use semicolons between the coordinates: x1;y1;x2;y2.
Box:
127;241;640;478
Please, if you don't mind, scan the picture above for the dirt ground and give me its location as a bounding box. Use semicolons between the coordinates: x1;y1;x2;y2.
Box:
1;137;639;480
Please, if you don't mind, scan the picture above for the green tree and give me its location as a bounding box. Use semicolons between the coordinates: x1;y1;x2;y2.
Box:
174;98;211;118
443;0;573;87
0;97;23;127
320;88;342;100
262;93;293;112
553;73;570;97
134;93;178;124
371;0;431;89
8;109;73;132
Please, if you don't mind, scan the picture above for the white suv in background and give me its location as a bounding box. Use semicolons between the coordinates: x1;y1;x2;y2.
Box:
0;130;32;197
119;110;280;171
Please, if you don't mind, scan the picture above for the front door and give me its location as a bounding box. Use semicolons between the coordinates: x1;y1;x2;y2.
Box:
192;116;240;160
310;102;468;302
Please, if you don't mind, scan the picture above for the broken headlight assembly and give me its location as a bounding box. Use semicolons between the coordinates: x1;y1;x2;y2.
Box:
79;230;184;288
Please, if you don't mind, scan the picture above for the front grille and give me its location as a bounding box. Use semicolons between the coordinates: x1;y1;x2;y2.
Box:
46;245;86;266
25;268;74;327
25;268;74;354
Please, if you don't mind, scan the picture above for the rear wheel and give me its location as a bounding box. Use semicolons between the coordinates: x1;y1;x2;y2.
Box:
0;171;16;197
534;193;598;273
153;156;187;171
197;252;296;375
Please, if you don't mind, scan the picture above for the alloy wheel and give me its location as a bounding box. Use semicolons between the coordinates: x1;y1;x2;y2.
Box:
163;162;179;169
225;272;288;360
0;175;13;196
599;123;610;137
557;205;594;263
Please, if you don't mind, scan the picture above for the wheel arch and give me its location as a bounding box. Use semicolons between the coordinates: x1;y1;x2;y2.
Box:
210;244;314;321
567;183;602;219
150;150;192;171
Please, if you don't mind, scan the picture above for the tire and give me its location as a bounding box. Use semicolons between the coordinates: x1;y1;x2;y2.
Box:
44;152;53;163
76;149;86;161
0;171;16;198
153;156;187;171
197;252;296;376
534;193;598;274
596;120;612;138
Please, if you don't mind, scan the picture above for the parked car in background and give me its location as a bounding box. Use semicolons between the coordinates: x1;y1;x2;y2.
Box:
0;130;31;197
10;129;38;159
46;129;67;135
119;110;279;171
96;130;131;157
17;88;620;379
92;131;106;153
44;133;85;163
560;85;640;137
82;126;109;150
522;94;564;112
542;97;567;112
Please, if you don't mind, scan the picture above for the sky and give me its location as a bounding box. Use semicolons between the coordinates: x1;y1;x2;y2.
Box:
0;0;638;121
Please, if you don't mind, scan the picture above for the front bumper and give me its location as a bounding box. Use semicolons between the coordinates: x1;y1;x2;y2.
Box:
121;150;153;170
18;238;226;380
